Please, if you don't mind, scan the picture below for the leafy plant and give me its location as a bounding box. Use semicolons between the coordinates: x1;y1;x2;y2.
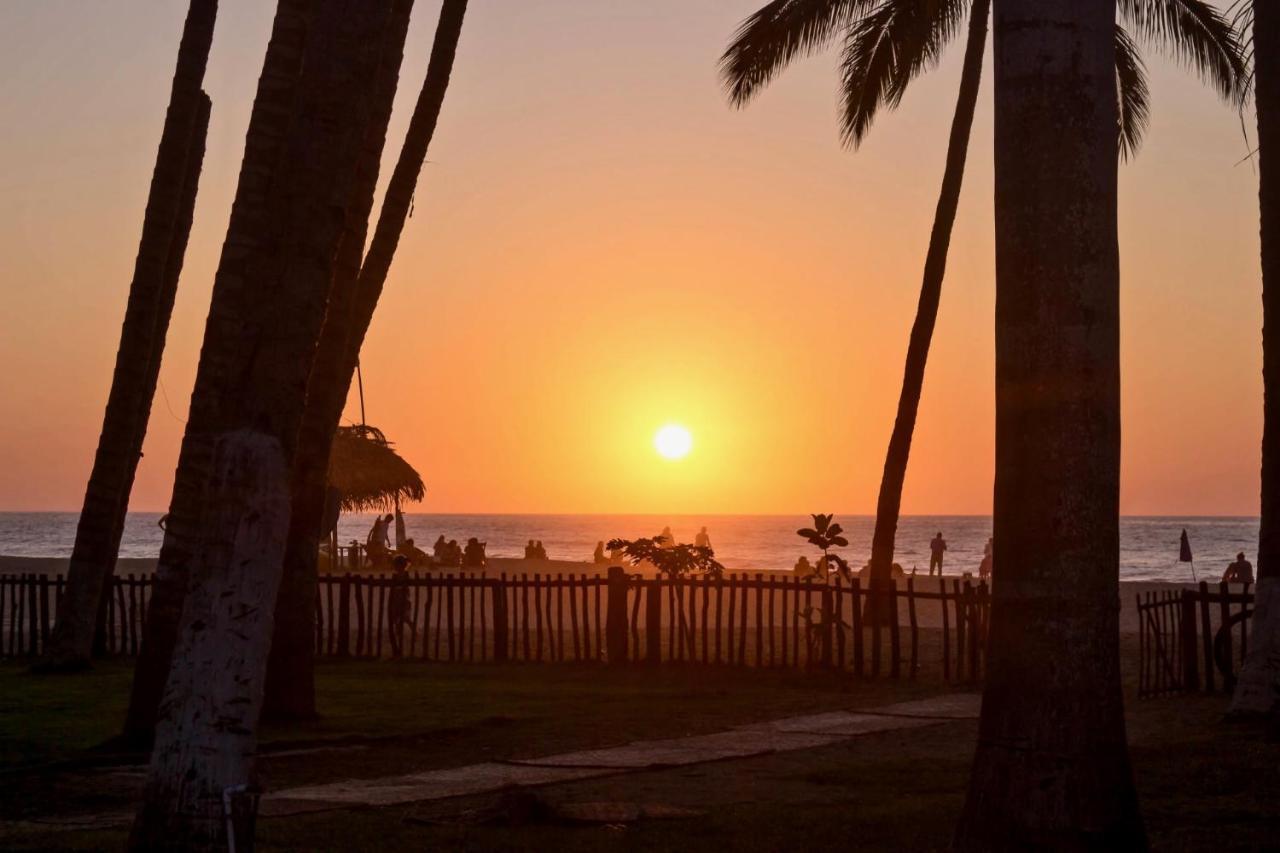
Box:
796;513;852;582
606;536;725;579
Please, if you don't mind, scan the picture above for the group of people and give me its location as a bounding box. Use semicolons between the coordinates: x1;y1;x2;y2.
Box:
523;540;549;560
362;514;488;570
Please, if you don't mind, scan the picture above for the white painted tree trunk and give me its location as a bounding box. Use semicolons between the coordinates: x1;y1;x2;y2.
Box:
1230;578;1280;715
130;429;290;851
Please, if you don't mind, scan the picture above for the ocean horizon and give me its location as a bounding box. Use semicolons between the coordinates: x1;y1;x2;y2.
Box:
0;511;1257;583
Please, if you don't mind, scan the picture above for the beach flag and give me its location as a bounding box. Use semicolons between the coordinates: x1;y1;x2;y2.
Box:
1179;528;1196;581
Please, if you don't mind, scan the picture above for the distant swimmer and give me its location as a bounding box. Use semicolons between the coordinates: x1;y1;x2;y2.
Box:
929;532;947;576
1222;552;1254;584
694;526;711;549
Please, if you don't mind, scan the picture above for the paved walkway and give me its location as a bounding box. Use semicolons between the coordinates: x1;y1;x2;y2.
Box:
5;693;980;831
263;693;980;815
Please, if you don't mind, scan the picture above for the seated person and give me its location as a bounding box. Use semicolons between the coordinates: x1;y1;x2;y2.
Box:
524;539;536;559
463;537;486;568
397;537;432;567
1223;552;1255;584
534;540;548;560
432;535;447;560
793;555;816;579
593;541;608;564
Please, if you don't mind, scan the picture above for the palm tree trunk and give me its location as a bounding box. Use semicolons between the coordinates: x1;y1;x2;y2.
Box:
867;0;990;608
263;0;469;719
128;1;400;846
262;0;417;721
955;0;1146;848
42;0;217;671
1231;0;1280;717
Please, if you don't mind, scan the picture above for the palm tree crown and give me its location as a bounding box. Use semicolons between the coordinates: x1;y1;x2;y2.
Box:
722;0;1248;158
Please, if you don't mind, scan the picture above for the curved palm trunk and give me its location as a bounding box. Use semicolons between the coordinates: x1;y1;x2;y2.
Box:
262;0;418;720
264;0;469;720
1232;0;1280;717
867;0;990;603
955;1;1146;848
42;0;217;671
128;1;400;846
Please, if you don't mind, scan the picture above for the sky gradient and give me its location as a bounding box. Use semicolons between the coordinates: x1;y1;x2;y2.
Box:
0;1;1263;515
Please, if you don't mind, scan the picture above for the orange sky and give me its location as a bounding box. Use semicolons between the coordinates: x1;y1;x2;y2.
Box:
0;1;1263;516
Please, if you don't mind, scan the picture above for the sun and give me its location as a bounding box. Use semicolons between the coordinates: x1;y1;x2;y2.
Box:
654;424;693;460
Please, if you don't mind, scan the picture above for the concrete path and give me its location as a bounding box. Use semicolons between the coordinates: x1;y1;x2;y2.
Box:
263;693;980;815
4;693;980;831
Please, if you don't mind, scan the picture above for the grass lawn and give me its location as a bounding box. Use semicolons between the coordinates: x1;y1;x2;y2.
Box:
1;657;1276;851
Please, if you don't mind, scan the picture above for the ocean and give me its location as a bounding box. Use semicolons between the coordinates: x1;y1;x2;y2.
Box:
0;512;1257;583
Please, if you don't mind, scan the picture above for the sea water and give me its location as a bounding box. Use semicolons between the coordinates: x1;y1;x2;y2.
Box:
0;512;1256;582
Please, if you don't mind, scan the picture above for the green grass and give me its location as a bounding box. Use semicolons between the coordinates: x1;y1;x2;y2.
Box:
1;659;1275;851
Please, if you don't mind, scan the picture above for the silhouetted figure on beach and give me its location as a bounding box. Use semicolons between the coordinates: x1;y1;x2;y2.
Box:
388;555;410;657
660;526;675;548
929;532;947;576
397;537;431;568
524;540;536;559
1223;552;1254;584
593;541;608;564
463;537;486;568
433;535;447;561
366;513;394;567
793;555;815;578
695;526;711;549
441;539;461;567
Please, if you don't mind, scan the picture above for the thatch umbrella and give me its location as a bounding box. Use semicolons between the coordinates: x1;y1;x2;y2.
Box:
327;424;425;514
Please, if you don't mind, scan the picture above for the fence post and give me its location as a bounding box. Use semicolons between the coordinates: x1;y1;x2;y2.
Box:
494;574;509;662
336;573;351;657
820;584;834;669
606;566;629;665
645;580;662;665
1180;590;1199;692
1198;580;1214;693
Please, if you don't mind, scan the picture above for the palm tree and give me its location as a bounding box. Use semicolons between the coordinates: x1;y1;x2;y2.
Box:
41;0;217;671
722;0;1246;602
1231;0;1280;717
126;2;406;844
954;1;1146;845
264;0;470;719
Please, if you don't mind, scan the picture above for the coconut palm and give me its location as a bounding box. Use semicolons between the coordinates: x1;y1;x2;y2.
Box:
953;1;1147;844
722;0;1247;599
127;2;406;844
1231;0;1280;717
42;0;217;671
264;0;469;720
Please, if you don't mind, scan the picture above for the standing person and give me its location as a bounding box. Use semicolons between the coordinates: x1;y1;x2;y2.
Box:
929;531;947;576
387;555;410;657
366;513;394;567
695;526;711;549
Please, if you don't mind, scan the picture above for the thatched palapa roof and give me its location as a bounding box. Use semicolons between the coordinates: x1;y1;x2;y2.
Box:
327;424;425;513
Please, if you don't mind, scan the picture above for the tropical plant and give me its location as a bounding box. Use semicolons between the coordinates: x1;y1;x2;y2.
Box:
1231;0;1280;717
722;0;1248;601
954;2;1145;846
264;0;469;721
606;536;726;578
41;0;217;672
127;2;403;847
795;513;851;580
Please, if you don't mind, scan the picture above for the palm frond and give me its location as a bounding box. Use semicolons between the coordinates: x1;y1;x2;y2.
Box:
839;0;969;147
1116;25;1151;160
1118;0;1249;102
721;0;873;106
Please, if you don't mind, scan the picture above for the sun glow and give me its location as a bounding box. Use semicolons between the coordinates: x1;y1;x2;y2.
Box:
654;424;693;460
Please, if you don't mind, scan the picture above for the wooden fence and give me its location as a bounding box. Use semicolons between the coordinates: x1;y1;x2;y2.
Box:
1;569;990;682
1137;581;1254;698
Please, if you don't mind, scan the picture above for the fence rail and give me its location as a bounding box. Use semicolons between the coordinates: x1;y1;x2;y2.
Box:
1136;581;1254;698
1;569;990;684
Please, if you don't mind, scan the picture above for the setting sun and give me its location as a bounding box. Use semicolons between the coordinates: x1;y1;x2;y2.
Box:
654;424;693;460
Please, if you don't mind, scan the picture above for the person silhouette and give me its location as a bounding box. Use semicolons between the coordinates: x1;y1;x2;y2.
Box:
524;539;536;559
593;541;607;564
534;540;547;560
1223;552;1254;584
660;526;675;548
929;532;947;576
694;526;711;549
